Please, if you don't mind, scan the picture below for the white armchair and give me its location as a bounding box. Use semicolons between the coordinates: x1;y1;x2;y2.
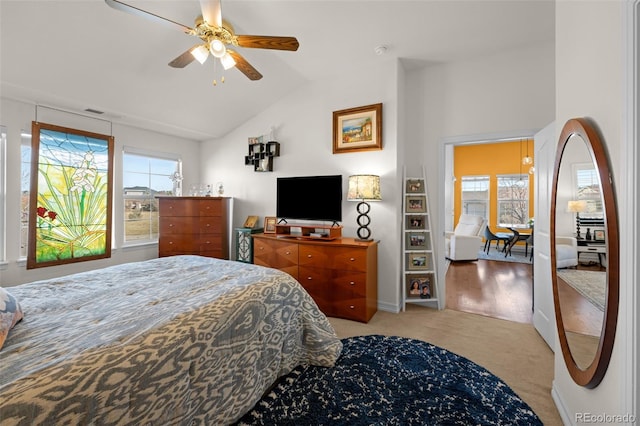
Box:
445;214;486;261
556;236;578;269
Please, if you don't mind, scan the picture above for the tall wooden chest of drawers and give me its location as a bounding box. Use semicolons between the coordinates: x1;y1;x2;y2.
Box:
252;234;378;322
158;197;230;259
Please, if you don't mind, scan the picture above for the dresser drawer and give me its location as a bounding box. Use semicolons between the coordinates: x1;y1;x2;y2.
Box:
159;198;198;216
299;246;367;272
198;217;223;233
298;266;367;297
332;299;367;322
253;238;299;279
199;199;222;216
159;217;199;234
199;234;223;251
158;236;198;255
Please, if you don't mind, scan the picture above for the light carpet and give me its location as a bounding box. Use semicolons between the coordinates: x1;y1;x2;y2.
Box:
557;269;606;311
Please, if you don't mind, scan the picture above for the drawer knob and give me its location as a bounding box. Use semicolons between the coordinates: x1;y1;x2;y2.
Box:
206;223;210;227
350;257;356;261
169;241;173;245
349;281;355;286
349;305;355;309
169;224;173;227
286;251;290;255
307;277;312;280
307;254;312;258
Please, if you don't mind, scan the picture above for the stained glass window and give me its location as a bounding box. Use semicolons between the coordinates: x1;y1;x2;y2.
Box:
27;122;114;269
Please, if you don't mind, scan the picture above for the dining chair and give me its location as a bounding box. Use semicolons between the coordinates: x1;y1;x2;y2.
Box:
504;228;520;257
483;226;511;254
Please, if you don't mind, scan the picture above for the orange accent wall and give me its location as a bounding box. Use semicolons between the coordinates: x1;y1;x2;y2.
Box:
453;140;534;232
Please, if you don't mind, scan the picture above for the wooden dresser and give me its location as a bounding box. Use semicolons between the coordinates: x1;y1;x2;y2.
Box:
252;234;378;322
158;196;229;259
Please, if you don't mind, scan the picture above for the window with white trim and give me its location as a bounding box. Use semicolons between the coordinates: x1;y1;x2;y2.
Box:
20;131;31;259
497;174;529;227
123;147;181;244
574;163;603;216
0;126;6;262
461;175;489;219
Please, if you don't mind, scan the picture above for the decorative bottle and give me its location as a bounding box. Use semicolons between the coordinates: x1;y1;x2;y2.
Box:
585;228;592;240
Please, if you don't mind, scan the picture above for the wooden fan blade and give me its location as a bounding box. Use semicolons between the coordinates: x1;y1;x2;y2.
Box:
105;0;193;33
236;35;299;51
199;0;222;27
168;45;202;68
227;50;262;81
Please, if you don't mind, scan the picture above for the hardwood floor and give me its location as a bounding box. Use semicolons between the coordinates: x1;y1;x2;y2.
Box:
446;259;534;323
446;257;606;334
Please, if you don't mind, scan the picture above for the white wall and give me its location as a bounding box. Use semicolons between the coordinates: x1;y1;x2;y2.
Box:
553;0;636;423
200;58;402;311
0;97;201;286
404;42;556;305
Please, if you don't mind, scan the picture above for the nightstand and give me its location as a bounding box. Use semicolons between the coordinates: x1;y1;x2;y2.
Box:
577;240;606;267
235;227;263;263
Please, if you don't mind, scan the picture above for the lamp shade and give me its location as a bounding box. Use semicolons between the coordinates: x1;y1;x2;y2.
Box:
567;200;587;213
190;45;209;64
347;175;381;201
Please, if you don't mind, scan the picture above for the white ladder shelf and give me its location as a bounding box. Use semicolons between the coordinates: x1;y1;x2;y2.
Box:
402;166;439;310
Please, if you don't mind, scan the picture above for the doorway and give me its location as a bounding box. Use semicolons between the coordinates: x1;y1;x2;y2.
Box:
440;131;537;323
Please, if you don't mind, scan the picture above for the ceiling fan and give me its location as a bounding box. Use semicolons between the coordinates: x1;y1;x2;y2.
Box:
105;0;299;81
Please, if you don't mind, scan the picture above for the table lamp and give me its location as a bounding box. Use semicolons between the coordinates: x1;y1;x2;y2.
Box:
347;175;381;241
567;200;587;239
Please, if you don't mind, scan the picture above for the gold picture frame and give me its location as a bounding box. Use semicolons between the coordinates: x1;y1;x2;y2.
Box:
333;103;382;154
243;215;259;228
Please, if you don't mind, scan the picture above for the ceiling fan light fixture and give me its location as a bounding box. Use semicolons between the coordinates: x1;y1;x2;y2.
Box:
220;52;236;70
190;45;209;64
209;39;226;58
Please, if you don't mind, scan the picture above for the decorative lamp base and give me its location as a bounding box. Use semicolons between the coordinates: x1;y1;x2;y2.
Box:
356;201;372;241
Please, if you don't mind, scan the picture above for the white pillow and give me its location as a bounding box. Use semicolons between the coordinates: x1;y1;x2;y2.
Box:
0;287;23;350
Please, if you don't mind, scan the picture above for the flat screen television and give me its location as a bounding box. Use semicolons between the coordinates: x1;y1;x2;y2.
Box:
276;175;342;223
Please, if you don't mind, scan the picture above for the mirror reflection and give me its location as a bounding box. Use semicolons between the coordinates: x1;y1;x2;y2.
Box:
555;134;606;370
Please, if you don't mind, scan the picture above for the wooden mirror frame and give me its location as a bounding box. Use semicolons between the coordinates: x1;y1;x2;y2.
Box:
550;118;619;388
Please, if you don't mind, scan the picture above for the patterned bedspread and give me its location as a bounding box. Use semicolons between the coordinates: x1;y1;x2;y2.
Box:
0;255;342;425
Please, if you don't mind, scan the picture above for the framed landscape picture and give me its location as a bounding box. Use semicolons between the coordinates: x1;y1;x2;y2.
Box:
333;103;382;154
407;252;430;270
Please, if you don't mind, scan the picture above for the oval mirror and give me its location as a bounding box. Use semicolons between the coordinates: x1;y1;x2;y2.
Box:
551;118;619;388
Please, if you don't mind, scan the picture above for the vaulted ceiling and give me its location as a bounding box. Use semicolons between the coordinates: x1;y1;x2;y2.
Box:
0;1;555;140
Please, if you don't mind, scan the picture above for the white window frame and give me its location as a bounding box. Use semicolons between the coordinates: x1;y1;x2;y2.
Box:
19;131;31;259
0;126;6;263
461;175;489;220
122;146;181;246
573;162;603;216
496;174;529;227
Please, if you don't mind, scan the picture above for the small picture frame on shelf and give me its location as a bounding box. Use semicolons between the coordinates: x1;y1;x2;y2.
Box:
594;229;605;241
406;275;432;298
407;252;430;270
406;195;427;213
406;232;429;250
406;179;425;194
243;215;259;228
406;215;426;230
264;216;277;234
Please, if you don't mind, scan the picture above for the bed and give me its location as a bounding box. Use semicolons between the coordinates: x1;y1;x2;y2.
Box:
0;255;342;425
